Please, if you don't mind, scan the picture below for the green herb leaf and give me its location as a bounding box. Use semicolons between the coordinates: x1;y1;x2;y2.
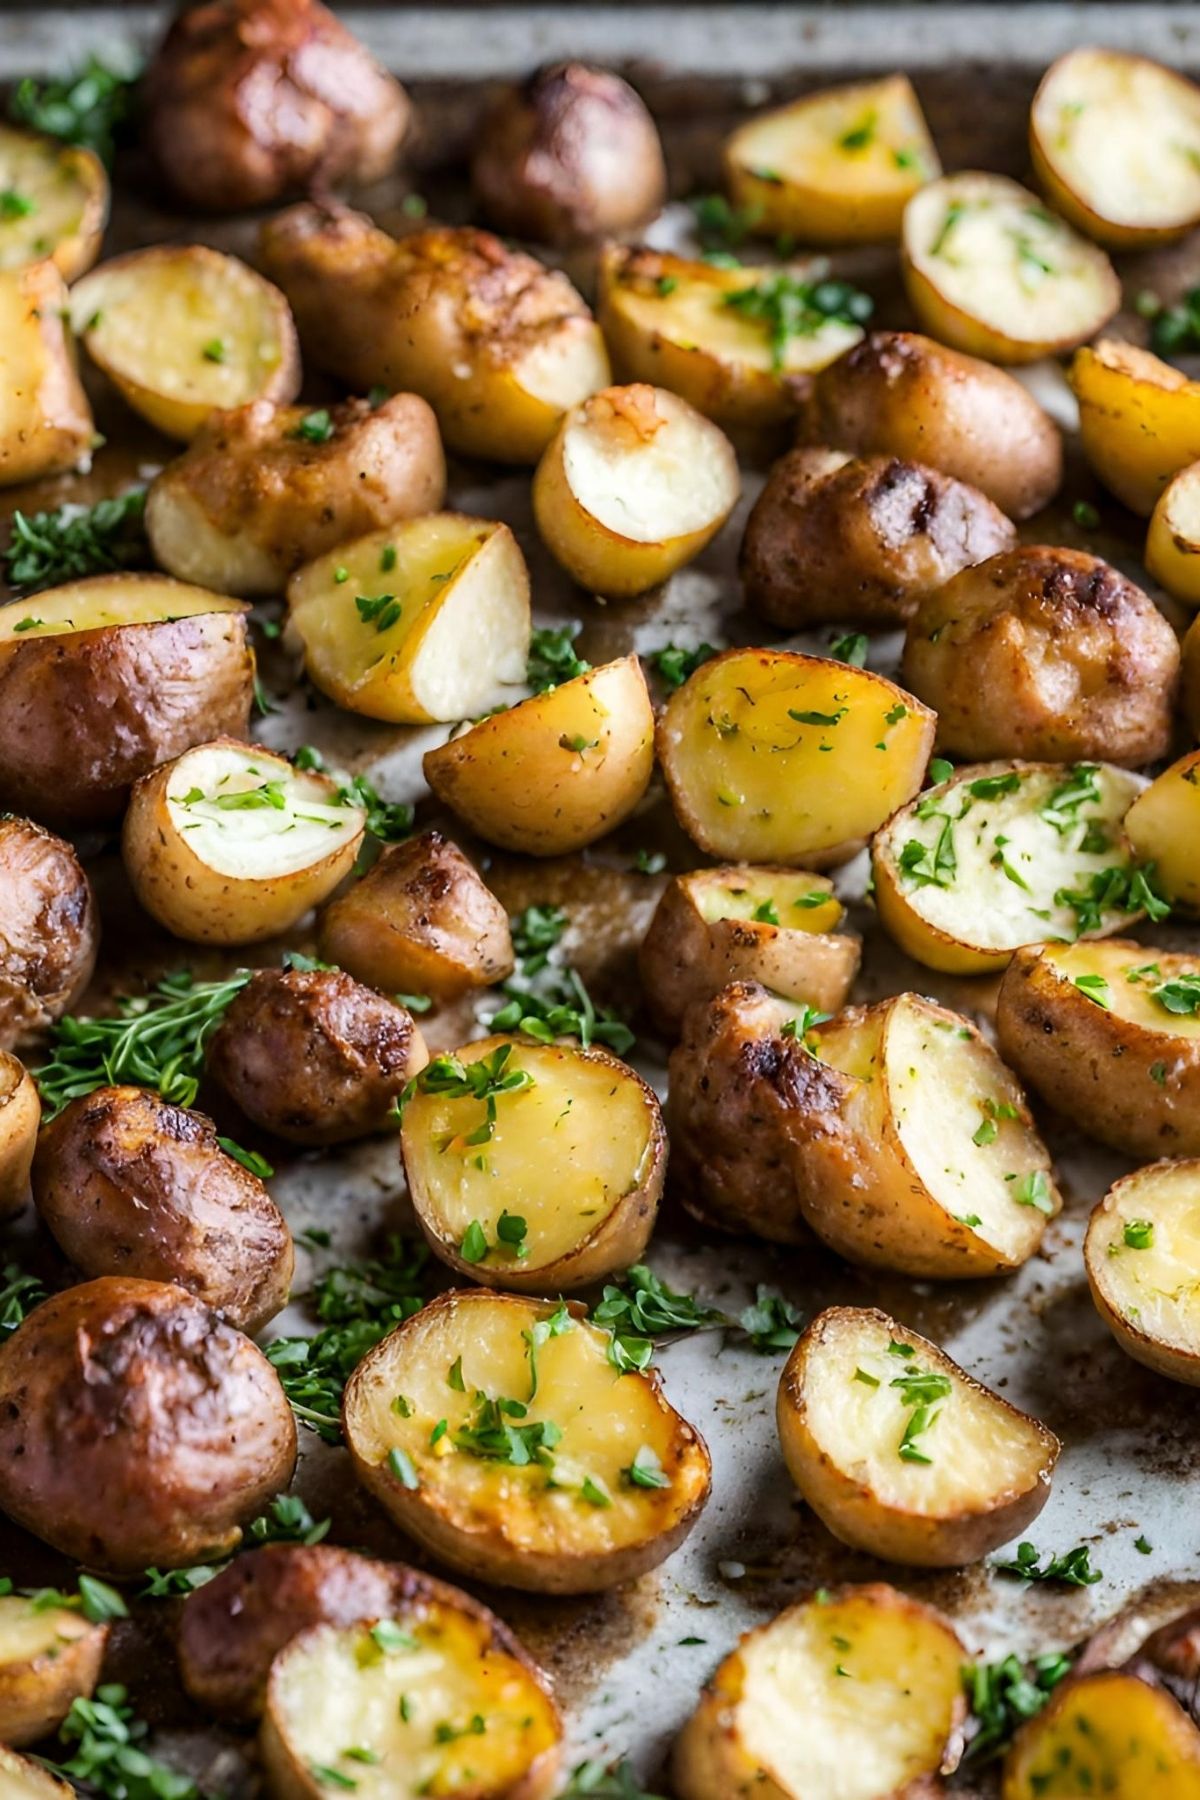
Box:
247;1494;331;1547
645;641;721;692
527;623;591;693
961;1652;1073;1766
723;273;873;369
10;55;139;166
3;490;148;592
738;1285;803;1353
993;1541;1102;1586
1123;1218;1155;1250
289;408;335;444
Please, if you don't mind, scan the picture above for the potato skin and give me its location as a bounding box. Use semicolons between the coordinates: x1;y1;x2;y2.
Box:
0;817;97;1050
0;1054;39;1221
207;967;428;1145
0;1602;107;1746
0;1276;296;1572
741;447;1016;629
0;262;95;489
32;1086;293;1333
145;0;410;211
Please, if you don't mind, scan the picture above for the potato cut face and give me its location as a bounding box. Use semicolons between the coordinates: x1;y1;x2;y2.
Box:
1034;939;1200;1041
0;1749;73;1800
0;1595;94;1666
0;127;101;276
1125;753;1200;910
1147;461;1200;605
164;742;363;879
561;385;738;542
1089;1163;1200;1362
402;1037;659;1270
0;576;244;641
690;868;842;933
1002;1670;1200;1800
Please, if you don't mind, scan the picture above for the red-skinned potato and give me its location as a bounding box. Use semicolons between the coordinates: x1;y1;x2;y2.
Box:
0;1052;38;1221
0;817;97;1050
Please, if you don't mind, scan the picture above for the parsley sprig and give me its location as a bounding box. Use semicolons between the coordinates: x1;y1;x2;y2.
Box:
0;1262;45;1342
49;1685;198;1800
961;1652;1073;1766
3;491;148;592
10;55;139;166
645;642;721;692
594;1266;802;1370
490;906;634;1056
294;747;414;843
993;1541;1103;1586
527;624;591;693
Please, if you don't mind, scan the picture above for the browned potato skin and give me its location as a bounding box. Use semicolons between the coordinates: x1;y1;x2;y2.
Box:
741;447;1017;629
792;330;1063;521
318;831;513;1001
471;62;666;245
144;0;410;212
207;967;428;1145
902;546;1180;765
32;1086;293;1333
0;1276;296;1572
0;817;97;1050
1185;614;1200;741
0;262;95;488
0;1608;108;1748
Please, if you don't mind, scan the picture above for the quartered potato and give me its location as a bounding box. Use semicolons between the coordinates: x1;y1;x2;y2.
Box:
1125;750;1200;910
423;654;655;856
778;1307;1059;1566
0;123;107;279
1146;461;1200;607
0;817;97;1051
532;383;740;599
656;648;934;867
0;1747;78;1800
70;244;301;442
122;738;365;947
638;865;860;1036
286;516;530;724
1002;1669;1200;1799
0;1053;38;1221
1085;1161;1200;1385
872;759;1146;974
0;261;94;488
1031;49;1200;249
1187;615;1200;741
342;1288;712;1593
673;1583;967;1800
0;1592;108;1746
998;941;1200;1161
401;1036;665;1290
723;74;941;243
1070;339;1200;516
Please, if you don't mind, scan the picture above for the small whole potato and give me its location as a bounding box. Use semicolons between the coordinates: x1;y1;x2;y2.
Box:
0;1276;296;1572
32;1086;293;1333
207;967;428;1145
0;816;97;1049
740;447;1016;629
471;61;666;246
902;545;1180;766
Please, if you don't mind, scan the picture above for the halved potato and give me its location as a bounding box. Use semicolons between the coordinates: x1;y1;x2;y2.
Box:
1126;751;1200;910
723;74;941;244
0;1748;77;1800
1147;461;1200;607
902;171;1119;362
1085;1161;1200;1385
0;1593;108;1747
286;516;530;724
0;817;97;1051
0;124;107;279
122;738;365;946
402;1036;665;1290
637;866;860;1036
0;261;94;488
673;1583;966;1800
1187;615;1200;741
532;383;740;599
0;576;253;828
1002;1670;1200;1799
778;1306;1059;1566
70;244;301;442
997;940;1200;1161
872;759;1146;974
1070;339;1200;516
423;654;654;856
342;1288;712;1593
0;1052;38;1221
656;647;934;867
1031;49;1200;249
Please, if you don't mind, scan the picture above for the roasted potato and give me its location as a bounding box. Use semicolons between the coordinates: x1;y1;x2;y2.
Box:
0;1592;108;1747
0;1746;78;1799
0;1275;296;1572
0;1053;38;1221
286;516;530;723
260;205;609;463
472;61;666;245
740;446;1015;630
901;545;1180;766
1031;49;1200;249
1085;1160;1200;1386
0;261;94;488
656;647;934;867
0;817;97;1050
0;577;254;828
872;759;1146;974
146;395;446;598
423;654;654;856
207;967;428;1145
723;74;941;244
638;865;860;1036
1146;460;1200;607
778;1306;1059;1566
793;329;1063;521
998;940;1200;1161
1002;1670;1200;1799
902;170;1119;362
1069;339;1200;517
1125;751;1200;910
145;0;410;212
532;383;740;600
70;245;301;442
0;123;107;279
1187;614;1200;741
342;1288;712;1593
673;1583;967;1800
318;831;513;1002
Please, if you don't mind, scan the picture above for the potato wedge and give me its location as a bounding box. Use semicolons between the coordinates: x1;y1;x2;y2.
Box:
0;818;97;1050
286;517;530;724
673;1583;966;1800
423;654;654;856
342;1288;712;1592
656;647;934;867
0;261;94;488
872;760;1147;975
122;738;365;947
1085;1161;1200;1386
70;245;300;443
1031;49;1200;249
0;123;107;279
998;940;1200;1161
1125;751;1200;911
724;74;941;244
0;576;253;828
1002;1669;1200;1799
532;383;740;599
638;865;860;1036
0;1053;38;1221
260;205;609;463
1146;461;1200;607
778;1306;1059;1566
793;329;1063;520
0;1746;78;1800
0;1593;108;1746
1187;614;1200;741
1069;339;1200;517
402;1036;664;1290
902;171;1119;363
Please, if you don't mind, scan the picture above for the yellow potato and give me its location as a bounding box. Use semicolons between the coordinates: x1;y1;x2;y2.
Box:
0;1594;107;1747
1086;1160;1200;1386
0;123;107;280
1002;1670;1200;1799
1146;460;1200;607
0;1748;78;1800
0;261;94;488
0;1052;38;1221
1187;614;1200;740
1125;750;1200;910
1069;339;1200;517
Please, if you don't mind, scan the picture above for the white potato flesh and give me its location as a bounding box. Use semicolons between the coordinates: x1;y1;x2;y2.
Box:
0;577;244;640
0;127;99;274
165;742;361;880
693;870;842;932
1090;1163;1200;1357
1146;464;1200;604
0;1596;93;1664
1125;755;1200;910
561;386;738;542
517;325;612;413
0;1750;73;1800
1035;941;1200;1042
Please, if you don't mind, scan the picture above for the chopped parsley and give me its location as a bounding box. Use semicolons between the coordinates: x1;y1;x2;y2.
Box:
10;55;139;166
289;408;335;443
992;1541;1102;1586
398;1044;534;1146
723;273;873;369
645;641;720;692
961;1652;1073;1766
1073;972;1111;1009
527;623;591;692
3;490;148;592
1123;1218;1155;1250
